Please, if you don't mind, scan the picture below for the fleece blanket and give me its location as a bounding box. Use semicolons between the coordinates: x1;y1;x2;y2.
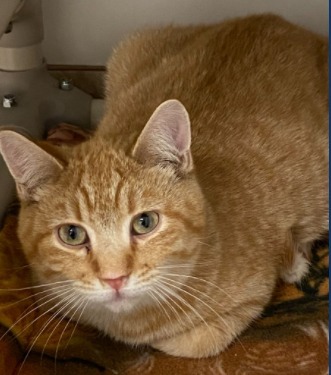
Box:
0;124;328;375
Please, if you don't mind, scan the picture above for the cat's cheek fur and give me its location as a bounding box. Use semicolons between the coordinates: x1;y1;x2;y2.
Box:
18;212;88;283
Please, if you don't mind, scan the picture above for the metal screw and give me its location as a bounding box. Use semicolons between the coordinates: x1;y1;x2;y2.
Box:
2;94;16;108
59;78;73;91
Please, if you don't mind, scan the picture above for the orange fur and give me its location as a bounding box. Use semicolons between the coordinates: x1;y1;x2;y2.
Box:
0;14;328;358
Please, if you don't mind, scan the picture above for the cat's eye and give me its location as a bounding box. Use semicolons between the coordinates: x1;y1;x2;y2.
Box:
58;224;88;246
131;211;159;235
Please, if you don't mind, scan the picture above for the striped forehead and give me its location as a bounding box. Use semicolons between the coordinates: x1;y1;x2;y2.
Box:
60;147;138;225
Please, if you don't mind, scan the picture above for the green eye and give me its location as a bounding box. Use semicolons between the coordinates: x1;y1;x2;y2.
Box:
132;212;159;235
58;225;88;246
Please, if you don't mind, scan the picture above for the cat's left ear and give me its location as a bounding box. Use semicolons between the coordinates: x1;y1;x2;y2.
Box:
132;99;193;174
0;130;63;202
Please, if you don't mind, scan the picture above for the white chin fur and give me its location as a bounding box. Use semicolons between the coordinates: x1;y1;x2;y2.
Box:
104;296;137;313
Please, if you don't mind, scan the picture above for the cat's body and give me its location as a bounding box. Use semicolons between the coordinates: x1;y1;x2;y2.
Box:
0;14;328;358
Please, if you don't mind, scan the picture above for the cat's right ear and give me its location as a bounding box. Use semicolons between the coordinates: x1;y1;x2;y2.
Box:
132;99;193;175
0;130;63;202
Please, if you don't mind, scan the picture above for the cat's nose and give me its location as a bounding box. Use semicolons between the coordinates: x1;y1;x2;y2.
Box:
102;275;129;291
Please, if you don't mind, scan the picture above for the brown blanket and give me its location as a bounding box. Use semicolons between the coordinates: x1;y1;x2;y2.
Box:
0;125;328;375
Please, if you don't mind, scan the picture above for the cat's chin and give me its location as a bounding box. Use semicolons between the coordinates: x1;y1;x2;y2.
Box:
102;292;144;313
104;297;135;313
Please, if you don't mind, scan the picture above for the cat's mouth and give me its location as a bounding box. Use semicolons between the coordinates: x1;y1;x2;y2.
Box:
95;289;143;312
83;284;150;312
102;290;142;313
111;290;126;302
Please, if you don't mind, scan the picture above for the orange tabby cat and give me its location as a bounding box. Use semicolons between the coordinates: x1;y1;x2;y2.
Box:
0;14;328;358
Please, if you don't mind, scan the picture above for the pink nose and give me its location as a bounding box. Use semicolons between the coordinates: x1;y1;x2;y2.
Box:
103;275;128;291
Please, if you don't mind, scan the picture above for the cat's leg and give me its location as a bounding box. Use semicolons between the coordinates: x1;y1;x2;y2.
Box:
152;324;230;358
280;243;311;283
280;230;312;284
151;311;256;358
281;189;329;284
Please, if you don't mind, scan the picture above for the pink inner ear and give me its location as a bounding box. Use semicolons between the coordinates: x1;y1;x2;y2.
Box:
132;99;192;168
157;100;191;155
0;130;63;200
0;132;27;182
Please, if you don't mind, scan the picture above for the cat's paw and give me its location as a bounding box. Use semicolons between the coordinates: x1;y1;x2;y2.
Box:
151;324;230;358
280;251;310;284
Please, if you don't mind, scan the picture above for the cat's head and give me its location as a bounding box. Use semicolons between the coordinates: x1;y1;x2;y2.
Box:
0;100;209;314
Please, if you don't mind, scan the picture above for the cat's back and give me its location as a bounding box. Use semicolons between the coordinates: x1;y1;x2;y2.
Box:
102;13;327;142
99;14;328;227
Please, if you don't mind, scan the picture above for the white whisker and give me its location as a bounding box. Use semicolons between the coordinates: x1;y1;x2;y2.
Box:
1;283;74;310
0;279;73;292
147;290;173;326
0;264;32;272
0;287;75;342
40;295;85;364
161;272;254;317
63;299;89;351
156;281;219;350
159;276;247;353
17;293;79;375
154;282;196;331
160;272;236;302
153;284;190;331
197;240;213;248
